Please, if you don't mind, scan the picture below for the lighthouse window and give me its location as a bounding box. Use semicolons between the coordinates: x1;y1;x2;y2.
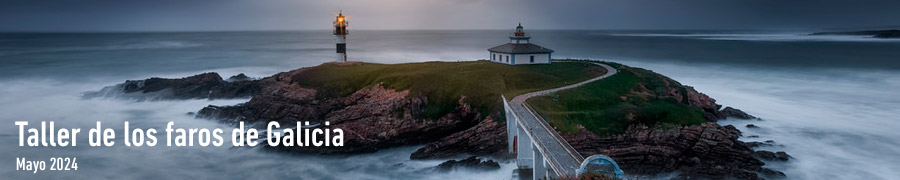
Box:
530;56;534;63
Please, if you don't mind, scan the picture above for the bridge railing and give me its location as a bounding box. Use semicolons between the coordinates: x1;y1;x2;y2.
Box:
504;95;580;178
521;102;585;163
503;96;554;173
504;61;625;179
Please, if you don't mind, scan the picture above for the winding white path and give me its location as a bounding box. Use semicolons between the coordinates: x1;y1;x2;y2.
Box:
507;62;618;177
511;62;618;105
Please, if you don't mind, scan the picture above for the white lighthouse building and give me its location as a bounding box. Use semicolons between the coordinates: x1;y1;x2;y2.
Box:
488;23;554;65
334;11;349;62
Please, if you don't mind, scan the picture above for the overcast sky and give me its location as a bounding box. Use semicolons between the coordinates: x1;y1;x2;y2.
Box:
1;0;899;32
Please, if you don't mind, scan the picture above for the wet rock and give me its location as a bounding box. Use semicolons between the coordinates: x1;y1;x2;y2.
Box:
753;150;791;161
435;156;500;171
660;83;757;122
410;117;507;159
227;73;252;81
86;72;261;100
744;142;765;148
649;73;727;122
746;124;759;128
653;74;758;122
122;68;493;156
747;135;759;138
722;107;757;120
680;86;725;121
743;141;775;148
564;122;780;179
759;167;787;177
202;83;481;154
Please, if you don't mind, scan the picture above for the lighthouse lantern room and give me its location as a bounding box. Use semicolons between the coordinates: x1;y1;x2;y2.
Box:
334;11;349;62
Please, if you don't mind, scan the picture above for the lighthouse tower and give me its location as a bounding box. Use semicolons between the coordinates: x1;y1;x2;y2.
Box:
487;23;554;65
333;11;349;62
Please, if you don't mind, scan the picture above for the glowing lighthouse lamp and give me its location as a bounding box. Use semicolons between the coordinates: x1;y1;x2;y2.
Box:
333;11;349;62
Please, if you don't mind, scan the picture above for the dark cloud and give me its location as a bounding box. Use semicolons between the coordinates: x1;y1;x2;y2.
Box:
1;0;899;31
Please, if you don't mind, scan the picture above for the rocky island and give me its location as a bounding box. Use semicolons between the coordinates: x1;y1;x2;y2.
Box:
87;60;786;179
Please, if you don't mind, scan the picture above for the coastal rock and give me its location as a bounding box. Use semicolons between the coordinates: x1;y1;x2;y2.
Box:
100;68;493;156
563;122;782;179
197;81;320;124
722;107;757;120
227;73;252;81
746;124;759;128
753;150;791;161
202;83;481;154
682;86;725;121
410;117;507;159
658;78;756;122
743;140;775;148
86;72;261;100
758;168;787;177
654;74;724;122
435;156;501;171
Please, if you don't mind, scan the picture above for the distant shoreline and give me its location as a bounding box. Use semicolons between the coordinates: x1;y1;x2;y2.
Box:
811;29;900;39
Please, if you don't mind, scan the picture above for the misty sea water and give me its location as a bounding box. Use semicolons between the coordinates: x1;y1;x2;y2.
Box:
1;30;899;179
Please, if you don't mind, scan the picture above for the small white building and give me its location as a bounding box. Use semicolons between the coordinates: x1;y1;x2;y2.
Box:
488;23;554;65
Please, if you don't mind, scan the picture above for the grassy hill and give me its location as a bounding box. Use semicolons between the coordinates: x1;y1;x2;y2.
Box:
527;62;706;135
287;60;606;119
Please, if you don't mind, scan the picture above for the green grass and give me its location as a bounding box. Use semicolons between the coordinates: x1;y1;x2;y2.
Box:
527;63;706;135
285;60;605;120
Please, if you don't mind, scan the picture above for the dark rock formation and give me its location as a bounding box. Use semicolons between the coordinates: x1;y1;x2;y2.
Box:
563;122;784;179
743;141;775;148
746;124;759;128
666;84;756;121
723;107;757;120
681;86;725;121
410;117;507;159
652;71;761;122
757;168;787;177
191;64;497;155
197;79;325;124
209;84;482;154
96;66;500;156
753;150;791;161
85;72;261;100
227;73;252;81
435;156;501;171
